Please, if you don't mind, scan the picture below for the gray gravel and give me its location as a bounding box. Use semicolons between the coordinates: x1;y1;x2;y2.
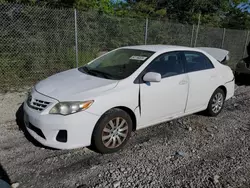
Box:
1;84;250;188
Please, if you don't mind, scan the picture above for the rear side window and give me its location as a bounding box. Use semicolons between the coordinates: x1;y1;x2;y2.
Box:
184;51;214;73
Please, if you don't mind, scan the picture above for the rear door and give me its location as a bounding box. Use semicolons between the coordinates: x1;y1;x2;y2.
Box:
184;51;218;113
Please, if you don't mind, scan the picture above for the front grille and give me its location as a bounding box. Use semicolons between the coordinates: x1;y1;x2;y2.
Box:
27;94;50;112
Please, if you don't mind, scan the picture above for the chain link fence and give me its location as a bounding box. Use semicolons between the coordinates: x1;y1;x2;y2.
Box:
147;20;194;47
0;3;75;91
0;3;249;91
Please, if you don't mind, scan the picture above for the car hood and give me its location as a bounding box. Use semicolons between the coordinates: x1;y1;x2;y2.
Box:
35;68;118;101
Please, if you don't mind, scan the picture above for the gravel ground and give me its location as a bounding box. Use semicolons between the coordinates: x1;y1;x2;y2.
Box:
1;81;250;188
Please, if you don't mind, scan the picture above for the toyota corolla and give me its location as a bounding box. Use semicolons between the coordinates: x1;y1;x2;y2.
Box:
23;45;235;153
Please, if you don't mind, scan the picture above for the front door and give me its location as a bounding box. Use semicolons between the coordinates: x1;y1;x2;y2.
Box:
138;51;189;127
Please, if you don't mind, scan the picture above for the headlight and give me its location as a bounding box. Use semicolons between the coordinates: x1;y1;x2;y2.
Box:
49;101;94;115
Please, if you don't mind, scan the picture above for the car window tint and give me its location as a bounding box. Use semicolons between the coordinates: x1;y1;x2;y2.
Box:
145;52;185;78
184;51;214;72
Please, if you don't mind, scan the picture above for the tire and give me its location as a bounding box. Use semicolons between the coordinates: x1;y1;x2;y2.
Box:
206;88;226;117
91;108;133;154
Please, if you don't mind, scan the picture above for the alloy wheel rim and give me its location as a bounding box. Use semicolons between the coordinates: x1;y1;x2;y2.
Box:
102;117;129;148
212;93;224;113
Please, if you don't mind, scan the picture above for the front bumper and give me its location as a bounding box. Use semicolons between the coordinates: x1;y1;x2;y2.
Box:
23;90;100;150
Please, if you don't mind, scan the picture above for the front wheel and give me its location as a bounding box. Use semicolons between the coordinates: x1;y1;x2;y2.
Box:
91;108;132;154
206;88;225;117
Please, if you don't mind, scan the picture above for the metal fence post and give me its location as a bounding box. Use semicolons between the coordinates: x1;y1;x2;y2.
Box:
194;13;201;47
221;28;226;48
190;24;195;47
144;18;148;45
243;30;250;58
74;9;79;68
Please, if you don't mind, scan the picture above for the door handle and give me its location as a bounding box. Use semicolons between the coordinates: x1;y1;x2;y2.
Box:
179;80;188;85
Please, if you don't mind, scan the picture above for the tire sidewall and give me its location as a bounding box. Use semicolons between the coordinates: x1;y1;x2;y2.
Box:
207;88;226;117
92;108;133;154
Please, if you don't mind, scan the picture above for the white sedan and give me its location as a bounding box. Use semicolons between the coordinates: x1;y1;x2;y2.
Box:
23;45;235;154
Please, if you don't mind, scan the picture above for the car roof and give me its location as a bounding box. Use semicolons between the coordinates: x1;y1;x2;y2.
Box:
121;45;196;52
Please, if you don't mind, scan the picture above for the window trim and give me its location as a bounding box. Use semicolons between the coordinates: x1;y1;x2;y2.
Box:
183;51;215;73
134;51;187;84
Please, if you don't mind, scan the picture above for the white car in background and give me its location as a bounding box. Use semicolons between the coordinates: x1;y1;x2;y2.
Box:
23;45;235;154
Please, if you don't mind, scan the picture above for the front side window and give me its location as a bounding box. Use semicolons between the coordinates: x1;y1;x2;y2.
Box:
145;51;185;78
184;51;214;73
78;49;155;80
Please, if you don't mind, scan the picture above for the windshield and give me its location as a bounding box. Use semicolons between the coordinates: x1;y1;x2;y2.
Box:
78;48;155;80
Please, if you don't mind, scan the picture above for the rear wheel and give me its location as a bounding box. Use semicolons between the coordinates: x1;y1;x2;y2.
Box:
91;108;132;154
206;88;225;117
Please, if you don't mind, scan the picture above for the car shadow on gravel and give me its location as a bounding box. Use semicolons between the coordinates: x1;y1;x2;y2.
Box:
15;103;56;150
0;163;11;186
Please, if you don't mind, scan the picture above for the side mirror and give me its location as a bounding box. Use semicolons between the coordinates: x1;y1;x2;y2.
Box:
143;72;161;82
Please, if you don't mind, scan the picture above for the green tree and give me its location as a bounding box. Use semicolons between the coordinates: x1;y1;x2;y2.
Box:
223;9;250;29
122;0;250;27
2;0;250;28
73;0;114;14
115;0;166;18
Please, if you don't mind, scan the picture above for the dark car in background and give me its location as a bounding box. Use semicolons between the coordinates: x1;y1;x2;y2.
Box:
235;58;250;77
235;43;250;79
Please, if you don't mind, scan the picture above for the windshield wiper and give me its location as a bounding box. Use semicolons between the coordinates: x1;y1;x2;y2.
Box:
88;69;116;79
80;66;100;77
81;66;90;74
80;66;117;79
